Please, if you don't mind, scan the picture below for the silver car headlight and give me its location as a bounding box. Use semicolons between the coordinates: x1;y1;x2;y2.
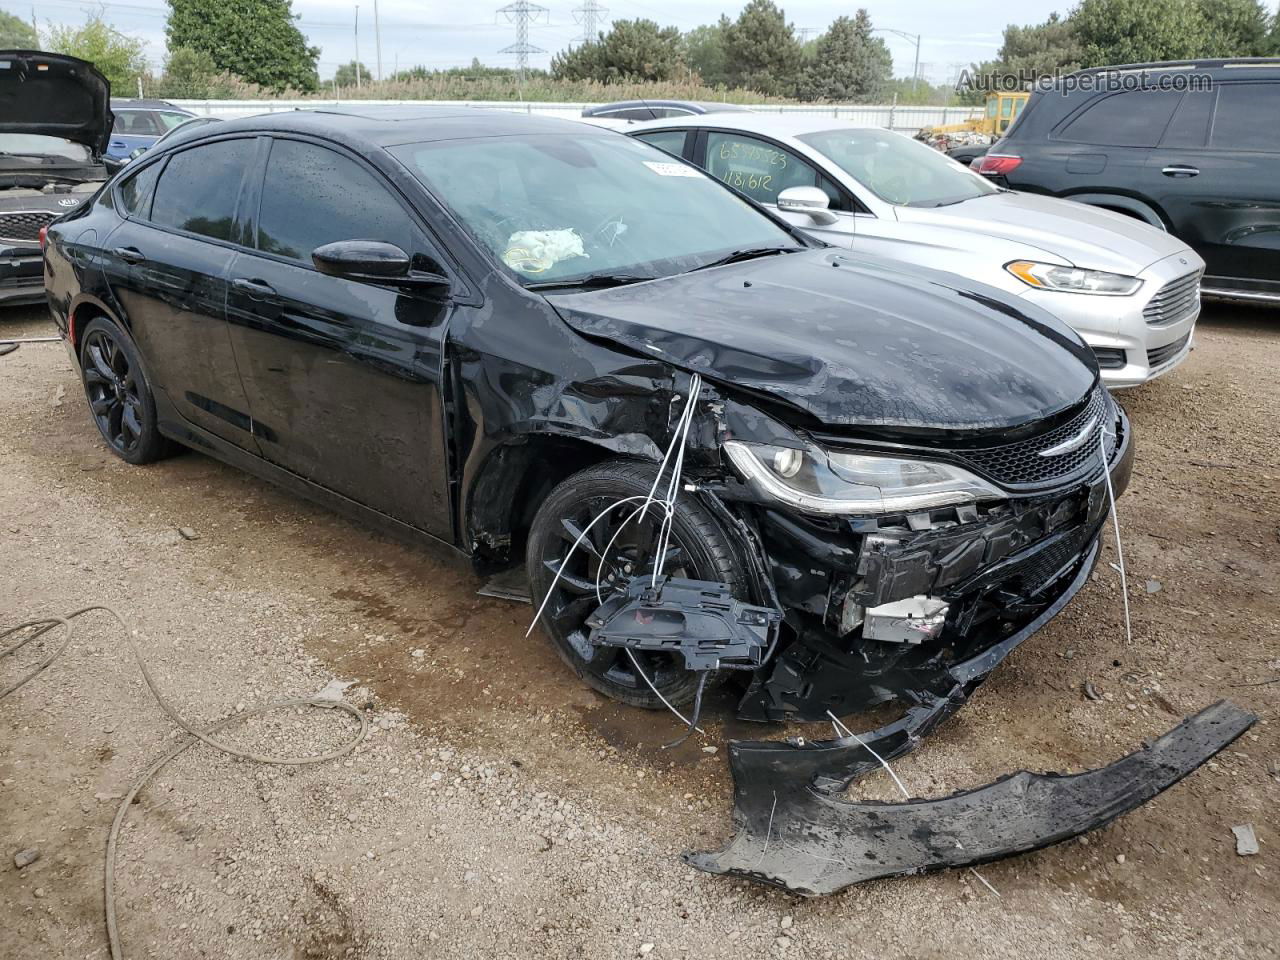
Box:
1005;260;1143;296
723;440;1004;515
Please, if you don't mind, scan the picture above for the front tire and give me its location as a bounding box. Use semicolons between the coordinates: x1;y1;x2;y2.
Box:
526;459;749;709
79;317;171;465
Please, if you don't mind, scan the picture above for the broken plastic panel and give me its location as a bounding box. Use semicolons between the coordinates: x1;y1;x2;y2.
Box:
586;575;781;672
863;595;949;644
687;700;1256;895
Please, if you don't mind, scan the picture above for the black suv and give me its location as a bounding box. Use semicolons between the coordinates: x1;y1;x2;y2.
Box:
976;59;1280;304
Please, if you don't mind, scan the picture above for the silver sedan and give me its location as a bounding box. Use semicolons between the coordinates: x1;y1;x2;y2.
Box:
626;115;1202;388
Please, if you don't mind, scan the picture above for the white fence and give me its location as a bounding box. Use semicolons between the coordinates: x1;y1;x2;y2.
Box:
168;98;980;134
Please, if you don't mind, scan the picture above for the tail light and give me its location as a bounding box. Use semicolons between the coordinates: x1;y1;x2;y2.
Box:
39;224;48;250
976;153;1022;176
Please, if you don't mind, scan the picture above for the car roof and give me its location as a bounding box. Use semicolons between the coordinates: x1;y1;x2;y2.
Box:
110;98;188;111
174;105;611;149
626;112;889;139
1061;57;1280;82
582;99;752;116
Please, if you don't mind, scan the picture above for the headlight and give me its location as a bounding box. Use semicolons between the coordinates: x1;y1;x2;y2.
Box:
1006;260;1142;296
723;440;1004;515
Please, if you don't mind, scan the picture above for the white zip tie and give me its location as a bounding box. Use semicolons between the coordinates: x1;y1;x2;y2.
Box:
1099;426;1132;645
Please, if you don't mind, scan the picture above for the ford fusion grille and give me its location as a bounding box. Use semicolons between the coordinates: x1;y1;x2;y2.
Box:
953;387;1116;489
1143;271;1200;325
1147;332;1191;369
0;211;55;244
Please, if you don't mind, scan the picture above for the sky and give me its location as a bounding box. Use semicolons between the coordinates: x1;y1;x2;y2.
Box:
13;0;1069;85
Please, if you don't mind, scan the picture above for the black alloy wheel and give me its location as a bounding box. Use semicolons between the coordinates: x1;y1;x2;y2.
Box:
526;459;747;709
79;318;170;465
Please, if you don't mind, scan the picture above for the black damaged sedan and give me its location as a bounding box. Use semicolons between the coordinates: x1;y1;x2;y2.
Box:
44;107;1201;889
44;105;1130;717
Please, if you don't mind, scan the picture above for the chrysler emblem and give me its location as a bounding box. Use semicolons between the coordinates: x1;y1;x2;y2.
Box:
1038;415;1099;457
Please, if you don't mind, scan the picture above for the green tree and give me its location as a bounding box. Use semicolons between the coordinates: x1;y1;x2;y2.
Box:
167;0;319;92
682;21;730;86
151;46;220;98
797;11;892;102
45;13;148;94
722;0;803;96
0;11;38;48
1197;0;1271;55
1271;5;1280;53
1071;0;1210;64
334;61;372;87
551;19;683;82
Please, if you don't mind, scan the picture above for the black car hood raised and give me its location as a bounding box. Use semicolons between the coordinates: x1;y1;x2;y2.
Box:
550;250;1098;432
0;51;112;155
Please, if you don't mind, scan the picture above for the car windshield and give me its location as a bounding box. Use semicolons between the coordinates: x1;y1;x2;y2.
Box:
798;128;998;207
0;133;91;162
389;133;799;285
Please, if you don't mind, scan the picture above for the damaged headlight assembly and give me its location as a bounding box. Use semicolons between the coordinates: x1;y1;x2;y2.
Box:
722;439;1005;515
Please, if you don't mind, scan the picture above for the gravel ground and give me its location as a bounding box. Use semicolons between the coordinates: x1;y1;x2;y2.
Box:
2;302;1277;960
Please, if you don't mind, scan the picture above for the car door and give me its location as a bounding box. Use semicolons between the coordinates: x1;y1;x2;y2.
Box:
1049;88;1183;198
696;129;854;245
224;135;455;538
1145;82;1280;295
101;136;262;452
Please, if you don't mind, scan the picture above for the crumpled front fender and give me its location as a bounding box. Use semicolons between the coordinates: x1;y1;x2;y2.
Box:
687;700;1255;896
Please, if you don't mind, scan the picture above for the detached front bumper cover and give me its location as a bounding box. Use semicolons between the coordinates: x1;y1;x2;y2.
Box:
688;700;1255;895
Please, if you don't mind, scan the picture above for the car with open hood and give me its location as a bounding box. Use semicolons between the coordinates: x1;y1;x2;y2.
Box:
627;114;1204;388
0;50;112;307
47;107;1219;891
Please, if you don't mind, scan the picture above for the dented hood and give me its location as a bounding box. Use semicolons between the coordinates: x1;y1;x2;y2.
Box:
0;51;112;155
550;250;1098;431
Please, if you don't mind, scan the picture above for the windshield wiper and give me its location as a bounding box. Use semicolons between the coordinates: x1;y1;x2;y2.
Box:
525;272;652;291
691;246;803;272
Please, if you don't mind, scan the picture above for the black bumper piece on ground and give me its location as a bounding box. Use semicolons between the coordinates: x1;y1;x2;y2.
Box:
688;700;1255;895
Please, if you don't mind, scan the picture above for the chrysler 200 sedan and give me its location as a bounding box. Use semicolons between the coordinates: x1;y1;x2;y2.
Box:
46;107;1229;892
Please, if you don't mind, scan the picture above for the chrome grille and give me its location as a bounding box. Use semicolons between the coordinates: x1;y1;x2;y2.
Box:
1143;270;1201;325
1147;331;1191;369
953;387;1116;489
0;211;54;244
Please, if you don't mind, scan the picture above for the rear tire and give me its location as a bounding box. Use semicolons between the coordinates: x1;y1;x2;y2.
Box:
525;458;749;709
78;316;172;465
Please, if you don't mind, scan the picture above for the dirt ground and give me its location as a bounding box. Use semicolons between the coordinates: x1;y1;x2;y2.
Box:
1;301;1277;960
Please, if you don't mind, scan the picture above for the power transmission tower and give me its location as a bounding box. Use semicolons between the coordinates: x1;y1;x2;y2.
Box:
498;1;549;83
572;0;608;44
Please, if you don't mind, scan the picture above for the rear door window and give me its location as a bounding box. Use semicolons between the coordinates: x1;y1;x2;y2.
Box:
150;138;256;243
255;138;418;265
117;160;164;218
634;130;689;157
1211;83;1280;152
1057;90;1182;147
705;131;840;208
1160;91;1213;148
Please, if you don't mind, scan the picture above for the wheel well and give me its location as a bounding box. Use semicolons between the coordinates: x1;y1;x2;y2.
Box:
69;303;110;360
1067;193;1169;231
465;434;623;572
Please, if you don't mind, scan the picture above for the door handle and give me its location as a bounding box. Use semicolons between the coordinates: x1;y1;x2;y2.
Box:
112;246;144;264
1161;165;1199;178
231;277;277;300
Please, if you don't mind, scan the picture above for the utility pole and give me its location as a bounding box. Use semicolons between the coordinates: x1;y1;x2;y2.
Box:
571;0;608;45
872;28;922;94
354;5;362;90
497;1;548;85
372;0;383;82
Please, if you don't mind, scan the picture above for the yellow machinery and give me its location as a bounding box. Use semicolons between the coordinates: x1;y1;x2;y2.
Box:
919;91;1030;142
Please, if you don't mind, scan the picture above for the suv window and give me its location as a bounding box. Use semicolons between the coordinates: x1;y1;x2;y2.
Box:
150;138;255;242
157;111;192;132
1161;90;1213;148
705;131;839;208
256;138;416;264
634;130;688;157
118;160;163;218
1212;83;1280;152
1057;89;1182;147
112;111;159;136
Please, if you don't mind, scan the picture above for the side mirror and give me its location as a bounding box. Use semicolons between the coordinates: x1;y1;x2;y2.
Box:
777;186;839;225
311;240;450;290
128;146;147;161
